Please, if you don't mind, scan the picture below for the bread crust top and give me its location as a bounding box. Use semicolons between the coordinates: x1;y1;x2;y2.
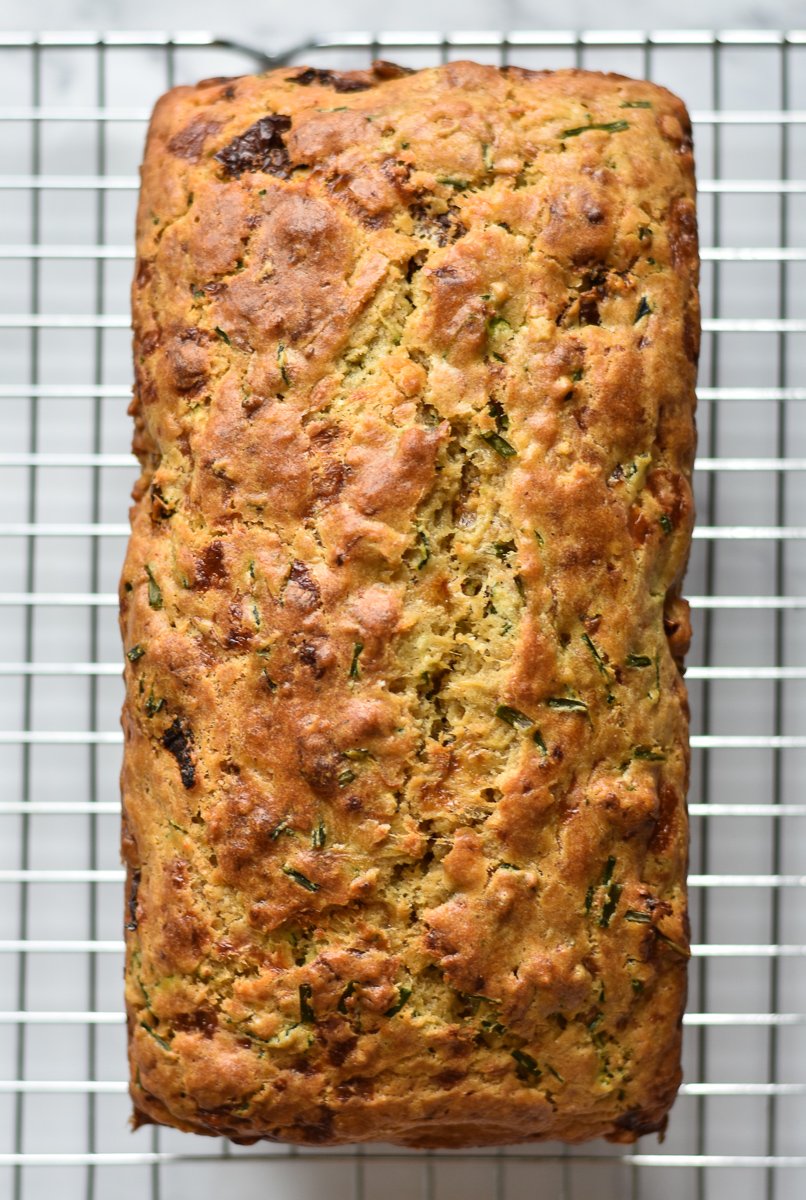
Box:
122;59;698;1148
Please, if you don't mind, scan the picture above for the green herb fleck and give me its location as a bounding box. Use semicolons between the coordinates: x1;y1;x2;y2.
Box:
416;529;430;569
144;691;164;717
127;644;145;662
271;819;292;840
277;340;290;386
214;326;231;345
546;1063;565;1082
281;865;320;892
343;747;373;762
600;882;622;928
512;1049;542;1083
192;286;204;300
602;856;616;885
532;728;547;754
338;768;356;787
384;986;412;1017
140;1022;171;1051
488;398;509;434
582;633;609;679
299;982;315;1023
496;704;533;730
631;978;644;993
633;745;666;762
546;696;588;713
634;296;652;323
436;177;468;190
625;909;652;924
349;642;364;680
626;653;653;668
311;820;326;850
262;668;278;692
144;564;163;610
337;981;356;1014
621;99;652;109
480;431;517;458
561;119;629;138
659;513;674;535
492;539;517;560
534;529;545;547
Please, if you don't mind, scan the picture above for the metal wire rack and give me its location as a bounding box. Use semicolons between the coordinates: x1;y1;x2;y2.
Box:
0;26;804;1200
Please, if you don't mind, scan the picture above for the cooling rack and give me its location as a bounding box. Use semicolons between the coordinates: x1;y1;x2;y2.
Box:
0;27;804;1200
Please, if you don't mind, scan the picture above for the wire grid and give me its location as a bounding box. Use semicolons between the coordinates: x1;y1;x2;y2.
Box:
0;26;804;1200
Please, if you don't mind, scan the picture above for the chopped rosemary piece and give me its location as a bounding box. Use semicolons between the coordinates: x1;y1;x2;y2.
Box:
214;326;231;345
532;728;547;754
127;644;145;662
625;909;652;923
338;768;356;787
659;513;674;535
546;696;588;713
384;986;412;1017
343;748;373;762
561;119;629;138
144;691;164;717
633;746;666;761
600;882;622;927
311;820;326;849
349;642;364;679
140;1022;171;1051
656;930;690;957
581;633;608;678
546;1063;565;1082
602;856;616;885
497;862;520;871
511;1049;542;1082
626;653;653;668
416;529;430;568
281;865;320;892
271;819;292;840
144;564;163;610
620;99;652;108
634;296;652;323
436;177;468;190
299;982;315;1023
480;431;517;458
496;704;533;730
261;668;278;692
533;529;545;546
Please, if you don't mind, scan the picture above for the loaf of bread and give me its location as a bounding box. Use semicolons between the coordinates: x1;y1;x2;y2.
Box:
121;59;698;1148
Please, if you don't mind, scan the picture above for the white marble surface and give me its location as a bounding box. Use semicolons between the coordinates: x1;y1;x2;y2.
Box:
7;0;806;42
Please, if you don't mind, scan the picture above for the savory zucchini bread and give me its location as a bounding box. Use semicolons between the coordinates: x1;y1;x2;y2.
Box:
121;58;699;1147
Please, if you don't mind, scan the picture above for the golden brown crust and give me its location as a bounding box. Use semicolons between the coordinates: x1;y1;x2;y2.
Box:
122;59;698;1147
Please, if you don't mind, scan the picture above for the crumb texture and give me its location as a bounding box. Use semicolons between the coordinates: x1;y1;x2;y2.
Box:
121;58;699;1148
